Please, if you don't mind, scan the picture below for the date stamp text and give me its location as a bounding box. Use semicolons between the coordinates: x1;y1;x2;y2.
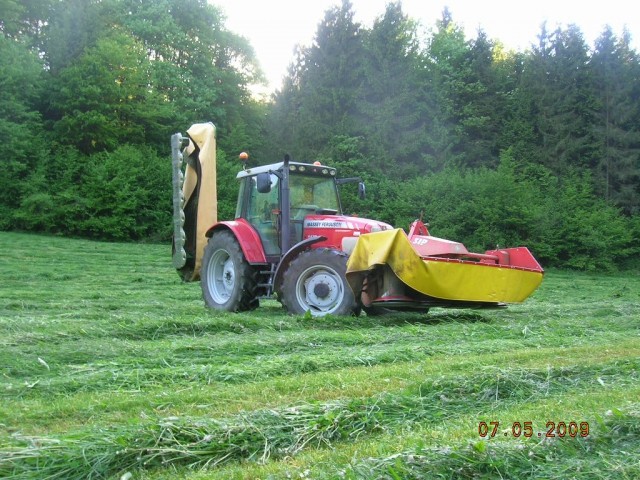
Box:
478;421;590;438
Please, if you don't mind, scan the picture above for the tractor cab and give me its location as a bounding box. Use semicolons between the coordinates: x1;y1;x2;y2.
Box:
235;161;342;261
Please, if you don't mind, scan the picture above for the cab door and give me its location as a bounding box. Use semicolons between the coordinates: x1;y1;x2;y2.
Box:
243;174;281;257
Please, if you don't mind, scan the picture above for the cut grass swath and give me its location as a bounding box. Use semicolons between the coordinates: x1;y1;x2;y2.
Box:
345;407;640;479
1;362;638;479
1;232;639;479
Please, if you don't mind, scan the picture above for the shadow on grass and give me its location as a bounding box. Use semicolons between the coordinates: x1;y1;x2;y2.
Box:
296;308;492;330
94;301;494;341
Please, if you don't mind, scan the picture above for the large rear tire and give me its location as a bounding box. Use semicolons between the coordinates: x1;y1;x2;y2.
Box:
281;248;357;317
201;230;258;312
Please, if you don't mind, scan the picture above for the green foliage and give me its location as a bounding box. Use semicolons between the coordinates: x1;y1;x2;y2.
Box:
47;28;172;153
15;146;171;240
269;0;365;158
351;151;636;271
14;147;84;233
0;0;54;43
42;0;108;73
80;145;171;240
363;154;541;250
590;28;640;213
1;0;264;241
267;7;639;270
358;3;427;174
1;0;638;270
534;171;635;271
0;36;46;229
0;0;24;37
215;150;242;221
117;0;261;136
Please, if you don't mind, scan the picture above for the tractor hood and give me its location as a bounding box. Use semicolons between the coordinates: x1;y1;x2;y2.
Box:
303;214;392;234
302;214;393;255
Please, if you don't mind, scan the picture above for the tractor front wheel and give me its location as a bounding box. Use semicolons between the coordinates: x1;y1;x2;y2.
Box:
201;230;258;312
281;248;357;317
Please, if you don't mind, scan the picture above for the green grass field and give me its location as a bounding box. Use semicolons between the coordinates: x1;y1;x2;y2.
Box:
0;231;638;479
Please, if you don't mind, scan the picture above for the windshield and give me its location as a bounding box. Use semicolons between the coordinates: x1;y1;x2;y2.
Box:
289;174;340;213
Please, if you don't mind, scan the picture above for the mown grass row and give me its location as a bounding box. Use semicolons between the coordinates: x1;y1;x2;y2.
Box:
1;232;639;478
5;311;637;401
2;361;638;479
341;405;640;480
4;339;639;442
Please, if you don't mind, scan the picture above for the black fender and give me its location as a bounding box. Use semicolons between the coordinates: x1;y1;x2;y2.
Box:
273;235;326;296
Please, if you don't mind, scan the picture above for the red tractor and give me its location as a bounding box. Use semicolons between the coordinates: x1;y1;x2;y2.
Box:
172;123;391;316
171;123;543;317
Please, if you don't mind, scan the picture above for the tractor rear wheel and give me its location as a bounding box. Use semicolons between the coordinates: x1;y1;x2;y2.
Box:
201;230;258;312
281;248;357;317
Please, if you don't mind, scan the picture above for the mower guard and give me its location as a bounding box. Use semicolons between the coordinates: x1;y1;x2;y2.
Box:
346;227;543;309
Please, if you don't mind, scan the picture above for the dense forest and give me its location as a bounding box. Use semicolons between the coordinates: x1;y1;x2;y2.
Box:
1;0;639;270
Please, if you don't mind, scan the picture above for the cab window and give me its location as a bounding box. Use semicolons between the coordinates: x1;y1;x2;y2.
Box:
246;174;280;256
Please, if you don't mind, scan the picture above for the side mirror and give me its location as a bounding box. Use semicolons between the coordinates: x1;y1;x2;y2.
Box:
358;181;366;200
256;172;272;193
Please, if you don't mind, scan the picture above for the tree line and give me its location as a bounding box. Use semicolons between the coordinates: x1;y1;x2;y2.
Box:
1;0;638;270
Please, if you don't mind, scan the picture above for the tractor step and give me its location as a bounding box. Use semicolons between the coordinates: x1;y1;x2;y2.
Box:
257;265;277;297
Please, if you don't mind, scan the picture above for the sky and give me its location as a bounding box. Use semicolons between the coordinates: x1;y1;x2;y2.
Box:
210;0;640;95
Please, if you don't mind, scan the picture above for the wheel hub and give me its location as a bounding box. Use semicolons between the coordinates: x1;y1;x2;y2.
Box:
313;282;331;298
222;258;235;290
304;272;341;310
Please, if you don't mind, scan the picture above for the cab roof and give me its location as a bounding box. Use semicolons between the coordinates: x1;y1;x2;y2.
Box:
236;162;337;179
